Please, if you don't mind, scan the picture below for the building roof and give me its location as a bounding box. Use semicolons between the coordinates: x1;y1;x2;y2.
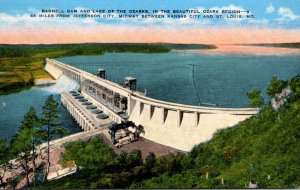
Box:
124;76;136;81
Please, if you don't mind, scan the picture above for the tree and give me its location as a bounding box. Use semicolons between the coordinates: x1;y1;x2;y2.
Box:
11;128;33;187
289;75;300;97
62;138;116;170
116;150;128;171
42;95;67;180
144;152;156;174
127;149;143;168
267;76;286;98
0;139;11;188
9;107;42;187
247;88;264;107
20;106;42;186
177;153;193;170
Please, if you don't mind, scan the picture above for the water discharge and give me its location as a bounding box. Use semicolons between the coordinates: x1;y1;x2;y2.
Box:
0;74;81;141
39;74;79;94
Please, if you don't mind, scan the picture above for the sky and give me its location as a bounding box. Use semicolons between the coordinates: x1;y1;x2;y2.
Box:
0;0;299;44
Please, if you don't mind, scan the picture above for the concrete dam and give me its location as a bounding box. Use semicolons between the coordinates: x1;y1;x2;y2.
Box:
45;58;259;151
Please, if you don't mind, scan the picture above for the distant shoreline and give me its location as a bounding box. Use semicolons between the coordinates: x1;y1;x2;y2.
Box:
174;44;300;56
238;42;300;49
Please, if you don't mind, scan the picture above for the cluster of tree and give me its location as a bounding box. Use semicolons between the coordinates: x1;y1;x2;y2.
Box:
158;43;216;50
255;43;300;49
0;44;171;58
247;76;290;108
38;75;300;189
0;95;67;188
0;76;35;95
38;137;193;189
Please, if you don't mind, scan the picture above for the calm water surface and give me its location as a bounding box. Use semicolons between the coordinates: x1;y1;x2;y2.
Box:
1;51;299;140
57;51;300;107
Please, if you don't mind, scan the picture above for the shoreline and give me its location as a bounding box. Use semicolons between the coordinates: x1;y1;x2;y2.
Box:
174;44;300;56
34;78;56;86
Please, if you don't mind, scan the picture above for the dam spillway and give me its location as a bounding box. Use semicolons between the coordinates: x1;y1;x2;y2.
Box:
45;58;259;151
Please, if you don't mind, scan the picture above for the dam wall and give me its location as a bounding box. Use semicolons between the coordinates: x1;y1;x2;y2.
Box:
46;58;259;151
128;95;257;151
45;62;63;79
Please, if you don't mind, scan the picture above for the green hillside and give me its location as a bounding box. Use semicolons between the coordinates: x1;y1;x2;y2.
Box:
133;75;300;188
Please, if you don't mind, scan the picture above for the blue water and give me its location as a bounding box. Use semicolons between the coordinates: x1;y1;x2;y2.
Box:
0;51;299;140
57;51;300;107
0;76;81;141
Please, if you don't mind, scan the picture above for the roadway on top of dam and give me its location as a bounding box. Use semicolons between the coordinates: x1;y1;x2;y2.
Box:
47;58;259;115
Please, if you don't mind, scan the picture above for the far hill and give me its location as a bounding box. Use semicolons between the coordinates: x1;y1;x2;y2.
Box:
0;43;216;50
155;43;216;50
244;42;300;49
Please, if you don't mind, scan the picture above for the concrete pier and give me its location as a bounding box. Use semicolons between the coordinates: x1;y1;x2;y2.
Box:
61;92;114;130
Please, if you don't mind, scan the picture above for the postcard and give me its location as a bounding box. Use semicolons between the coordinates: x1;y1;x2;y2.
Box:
0;0;299;189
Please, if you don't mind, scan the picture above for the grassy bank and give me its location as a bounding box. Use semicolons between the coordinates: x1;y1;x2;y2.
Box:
0;43;171;95
0;57;51;95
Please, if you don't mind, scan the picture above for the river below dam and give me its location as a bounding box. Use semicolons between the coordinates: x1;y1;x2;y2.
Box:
0;47;300;140
0;75;82;140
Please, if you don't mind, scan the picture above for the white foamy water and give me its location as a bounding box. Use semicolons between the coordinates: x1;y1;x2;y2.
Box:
40;75;79;94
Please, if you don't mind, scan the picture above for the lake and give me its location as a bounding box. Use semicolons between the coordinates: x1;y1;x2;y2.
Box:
57;50;300;107
1;49;299;140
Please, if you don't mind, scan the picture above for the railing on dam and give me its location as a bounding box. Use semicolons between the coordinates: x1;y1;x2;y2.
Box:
46;58;132;97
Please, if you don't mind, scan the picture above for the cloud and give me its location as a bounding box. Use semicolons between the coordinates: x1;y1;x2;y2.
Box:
209;4;250;23
0;10;98;29
0;6;211;30
248;18;269;24
138;7;209;27
0;4;295;32
278;7;299;21
266;4;275;14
